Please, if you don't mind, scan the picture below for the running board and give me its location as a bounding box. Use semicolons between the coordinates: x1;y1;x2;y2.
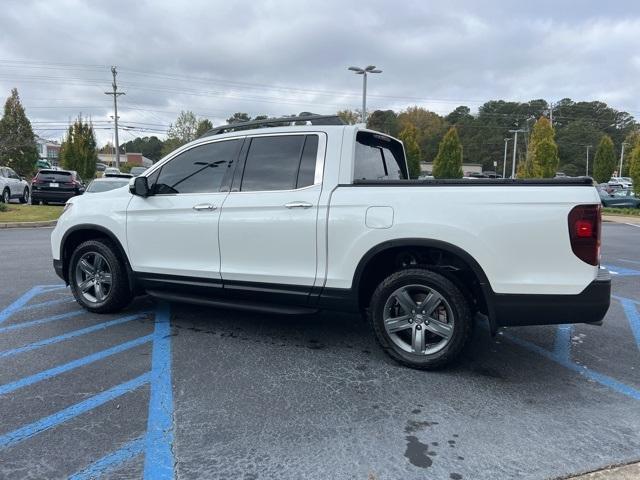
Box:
146;290;319;315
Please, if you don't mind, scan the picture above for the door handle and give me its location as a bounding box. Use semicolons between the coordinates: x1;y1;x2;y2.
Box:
193;203;216;211
284;201;313;209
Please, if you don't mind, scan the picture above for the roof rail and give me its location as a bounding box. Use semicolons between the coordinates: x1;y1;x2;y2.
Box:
200;114;345;137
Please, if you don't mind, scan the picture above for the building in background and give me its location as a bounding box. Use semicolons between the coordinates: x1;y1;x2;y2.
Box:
35;136;61;166
421;162;483;176
97;152;153;167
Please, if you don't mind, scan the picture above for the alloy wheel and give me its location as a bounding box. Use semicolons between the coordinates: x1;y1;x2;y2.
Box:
382;284;455;355
74;252;113;303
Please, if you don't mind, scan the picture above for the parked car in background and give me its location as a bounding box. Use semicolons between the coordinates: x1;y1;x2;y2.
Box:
609;176;633;189
129;166;148;177
0;166;30;203
96;163;108;173
105;172;133;178
85;177;130;193
600;189;640;208
31;169;85;205
36;159;52;170
104;167;121;176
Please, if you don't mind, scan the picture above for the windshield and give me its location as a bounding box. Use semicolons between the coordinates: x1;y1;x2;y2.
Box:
86;180;129;193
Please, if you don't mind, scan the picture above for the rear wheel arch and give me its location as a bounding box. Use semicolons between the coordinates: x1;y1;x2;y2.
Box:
352;238;495;324
60;225;134;289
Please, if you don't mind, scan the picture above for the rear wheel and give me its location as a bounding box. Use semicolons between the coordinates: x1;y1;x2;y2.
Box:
369;269;472;370
19;188;29;204
69;239;133;313
1;188;9;203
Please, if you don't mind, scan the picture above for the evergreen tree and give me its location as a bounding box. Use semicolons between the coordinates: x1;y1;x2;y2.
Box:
592;135;616;183
520;116;559;178
398;123;421;178
433;127;463;179
629;144;640;197
59;115;98;180
0;88;38;176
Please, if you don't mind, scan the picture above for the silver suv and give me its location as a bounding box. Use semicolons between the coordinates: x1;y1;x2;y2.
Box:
0;166;30;204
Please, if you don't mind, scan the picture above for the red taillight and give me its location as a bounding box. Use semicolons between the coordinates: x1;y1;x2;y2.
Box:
568;204;601;266
32;177;44;184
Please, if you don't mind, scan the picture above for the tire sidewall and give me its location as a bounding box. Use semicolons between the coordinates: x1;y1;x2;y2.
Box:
370;269;471;369
68;239;129;312
2;189;9;203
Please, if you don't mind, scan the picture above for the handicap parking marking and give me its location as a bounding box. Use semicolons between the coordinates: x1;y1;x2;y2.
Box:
0;288;176;479
502;294;640;403
603;264;640;276
613;295;640;350
68;437;145;480
0;313;147;359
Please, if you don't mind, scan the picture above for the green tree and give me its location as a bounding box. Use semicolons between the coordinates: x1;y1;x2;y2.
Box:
161;111;199;156
337;109;360;125
629;144;640;196
520;117;559;178
398;123;421;178
433;127;463;179
195;118;213;138
120;136;164;162
367;110;400;136
592;135;616;183
0;88;38;176
227;112;251;124
59;115;97;179
398;106;448;162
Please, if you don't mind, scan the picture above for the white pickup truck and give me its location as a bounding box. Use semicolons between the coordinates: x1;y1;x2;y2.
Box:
51;115;610;369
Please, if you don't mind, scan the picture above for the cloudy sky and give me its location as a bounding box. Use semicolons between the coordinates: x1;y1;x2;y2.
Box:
1;0;639;146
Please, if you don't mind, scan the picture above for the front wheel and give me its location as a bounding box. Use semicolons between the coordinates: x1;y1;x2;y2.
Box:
369;269;472;370
1;188;9;203
69;239;133;313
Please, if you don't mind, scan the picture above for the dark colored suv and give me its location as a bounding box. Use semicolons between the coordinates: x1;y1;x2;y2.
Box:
31;169;85;204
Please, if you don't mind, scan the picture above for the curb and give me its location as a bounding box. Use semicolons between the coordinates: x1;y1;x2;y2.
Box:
565;461;640;479
602;215;640;225
0;220;58;229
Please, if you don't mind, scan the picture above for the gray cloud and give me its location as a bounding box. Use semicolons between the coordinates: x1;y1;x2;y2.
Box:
0;0;638;145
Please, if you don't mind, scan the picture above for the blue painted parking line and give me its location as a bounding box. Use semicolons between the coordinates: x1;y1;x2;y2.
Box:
144;302;175;480
0;334;153;396
614;296;640;350
0;373;150;449
0;313;146;359
21;297;74;312
0;310;84;334
0;287;46;325
604;264;640;276
68;437;145;480
506;332;640;401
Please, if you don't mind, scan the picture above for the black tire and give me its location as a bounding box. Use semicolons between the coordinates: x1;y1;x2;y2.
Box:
369;268;472;370
1;188;9;204
68;239;133;313
19;188;29;204
43;200;49;205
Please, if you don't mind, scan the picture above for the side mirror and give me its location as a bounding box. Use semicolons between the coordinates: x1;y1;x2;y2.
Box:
130;176;151;197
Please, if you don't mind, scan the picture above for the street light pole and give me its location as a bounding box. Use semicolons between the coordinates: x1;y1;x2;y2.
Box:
508;129;524;178
502;137;511;178
348;65;382;124
104;66;125;169
619;142;628;177
585;145;591;177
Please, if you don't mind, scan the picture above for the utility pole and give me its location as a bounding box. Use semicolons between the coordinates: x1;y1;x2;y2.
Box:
549;101;554;126
104;66;125;168
502;137;511;178
619;142;628;177
585;145;591;177
509;129;525;178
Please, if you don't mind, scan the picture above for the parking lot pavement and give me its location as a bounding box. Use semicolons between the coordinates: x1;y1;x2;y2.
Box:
0;224;638;480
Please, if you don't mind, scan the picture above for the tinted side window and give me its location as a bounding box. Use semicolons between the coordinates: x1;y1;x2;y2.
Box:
354;131;407;180
154;140;241;194
296;135;319;188
241;136;306;192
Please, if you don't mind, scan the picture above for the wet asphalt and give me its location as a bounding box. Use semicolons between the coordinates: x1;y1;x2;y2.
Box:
0;223;638;480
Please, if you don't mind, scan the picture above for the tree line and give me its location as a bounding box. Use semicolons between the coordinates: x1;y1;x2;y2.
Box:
1;87;639;192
